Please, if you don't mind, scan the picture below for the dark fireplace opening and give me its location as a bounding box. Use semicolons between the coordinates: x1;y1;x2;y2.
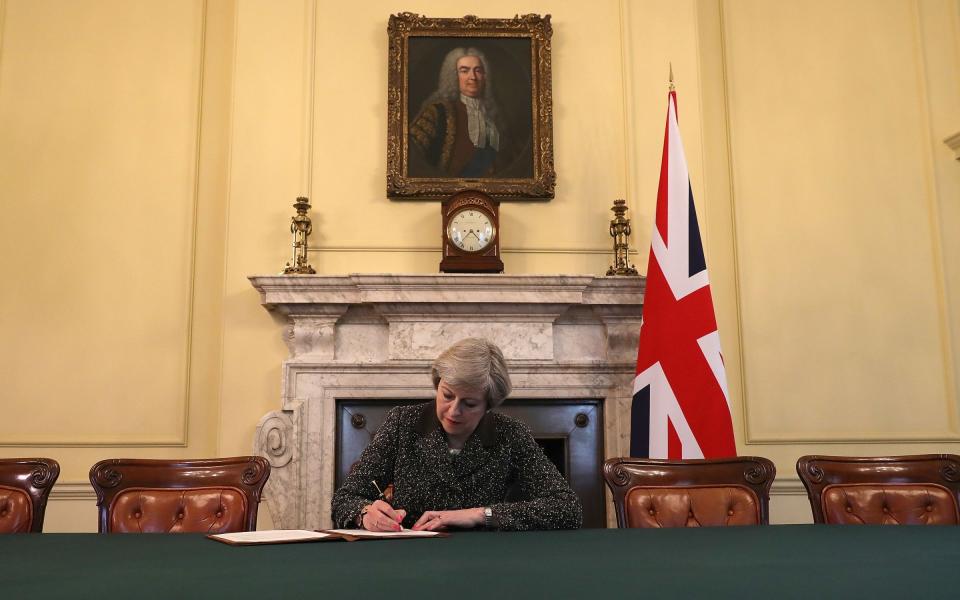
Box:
336;398;605;527
535;437;567;477
504;436;567;503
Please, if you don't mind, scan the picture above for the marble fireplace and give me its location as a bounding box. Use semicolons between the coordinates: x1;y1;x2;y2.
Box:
250;274;644;529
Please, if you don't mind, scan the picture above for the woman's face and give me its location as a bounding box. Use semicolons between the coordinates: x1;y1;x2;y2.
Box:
435;379;486;442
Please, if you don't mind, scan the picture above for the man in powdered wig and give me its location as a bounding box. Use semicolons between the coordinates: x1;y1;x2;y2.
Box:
409;47;504;178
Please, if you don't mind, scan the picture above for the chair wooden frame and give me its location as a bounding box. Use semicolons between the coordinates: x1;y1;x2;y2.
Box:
89;456;270;533
796;454;960;524
602;456;776;527
0;458;60;533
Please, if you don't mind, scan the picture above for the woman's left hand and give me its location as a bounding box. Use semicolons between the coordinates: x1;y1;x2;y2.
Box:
411;507;484;531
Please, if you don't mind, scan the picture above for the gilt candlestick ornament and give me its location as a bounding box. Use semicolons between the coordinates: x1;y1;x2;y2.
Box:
606;199;638;276
283;197;316;275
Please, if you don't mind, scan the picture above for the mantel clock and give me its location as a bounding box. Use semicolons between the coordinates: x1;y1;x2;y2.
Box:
440;190;504;273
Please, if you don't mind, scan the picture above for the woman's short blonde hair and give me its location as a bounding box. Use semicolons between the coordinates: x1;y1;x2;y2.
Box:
431;338;512;409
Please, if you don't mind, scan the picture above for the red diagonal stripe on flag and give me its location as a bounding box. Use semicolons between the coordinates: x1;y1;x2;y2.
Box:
637;258;735;457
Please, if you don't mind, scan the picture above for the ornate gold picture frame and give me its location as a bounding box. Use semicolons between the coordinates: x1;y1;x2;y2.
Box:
387;13;555;199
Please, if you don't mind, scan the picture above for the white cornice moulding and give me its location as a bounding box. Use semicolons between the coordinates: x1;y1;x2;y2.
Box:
946;131;960;161
48;483;271;503
770;479;807;496
49;482;96;501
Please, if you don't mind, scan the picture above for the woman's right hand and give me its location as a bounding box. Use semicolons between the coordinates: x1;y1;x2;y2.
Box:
361;499;406;531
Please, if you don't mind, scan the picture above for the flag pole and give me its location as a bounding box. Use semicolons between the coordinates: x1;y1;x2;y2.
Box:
668;63;675;91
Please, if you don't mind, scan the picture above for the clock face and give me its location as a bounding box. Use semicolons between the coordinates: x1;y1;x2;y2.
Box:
446;208;496;252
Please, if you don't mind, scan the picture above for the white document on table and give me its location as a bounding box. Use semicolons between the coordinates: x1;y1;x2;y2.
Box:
209;529;338;545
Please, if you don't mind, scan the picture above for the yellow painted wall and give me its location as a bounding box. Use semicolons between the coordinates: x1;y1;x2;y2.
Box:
1;0;958;530
0;0;233;530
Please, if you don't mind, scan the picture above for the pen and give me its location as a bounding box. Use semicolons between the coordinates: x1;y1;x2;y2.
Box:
372;480;395;504
372;480;403;529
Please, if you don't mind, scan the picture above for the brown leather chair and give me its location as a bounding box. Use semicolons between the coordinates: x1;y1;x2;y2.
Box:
89;457;270;533
796;454;960;525
603;456;776;528
0;458;60;533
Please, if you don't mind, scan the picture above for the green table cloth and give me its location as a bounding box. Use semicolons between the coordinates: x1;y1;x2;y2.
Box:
1;525;958;599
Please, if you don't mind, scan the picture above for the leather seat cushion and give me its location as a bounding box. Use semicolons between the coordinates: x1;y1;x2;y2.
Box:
821;483;959;525
0;485;33;534
625;485;760;527
108;487;247;533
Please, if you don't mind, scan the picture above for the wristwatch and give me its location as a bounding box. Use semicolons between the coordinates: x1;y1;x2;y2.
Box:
483;506;496;530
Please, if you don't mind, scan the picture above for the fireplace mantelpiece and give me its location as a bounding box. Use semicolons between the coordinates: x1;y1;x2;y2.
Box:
250;274;644;529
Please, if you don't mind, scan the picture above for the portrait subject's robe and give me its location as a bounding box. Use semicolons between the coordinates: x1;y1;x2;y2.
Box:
409;99;500;177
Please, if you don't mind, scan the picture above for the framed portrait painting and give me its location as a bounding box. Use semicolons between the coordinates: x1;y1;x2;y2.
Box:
387;13;555;199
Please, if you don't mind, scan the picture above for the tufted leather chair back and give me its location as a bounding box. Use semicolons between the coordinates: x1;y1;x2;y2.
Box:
797;455;960;525
603;457;776;528
89;457;270;534
0;458;60;533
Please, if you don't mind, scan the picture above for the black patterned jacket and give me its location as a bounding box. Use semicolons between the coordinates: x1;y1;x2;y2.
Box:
331;402;583;531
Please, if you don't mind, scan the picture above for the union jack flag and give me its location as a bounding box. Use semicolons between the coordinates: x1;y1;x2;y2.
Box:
630;90;737;459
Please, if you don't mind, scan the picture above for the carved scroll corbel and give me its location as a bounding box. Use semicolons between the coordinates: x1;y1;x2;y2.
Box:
254;408;302;529
255;411;297;469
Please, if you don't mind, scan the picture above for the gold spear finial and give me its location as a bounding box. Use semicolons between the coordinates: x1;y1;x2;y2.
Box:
669;63;675;91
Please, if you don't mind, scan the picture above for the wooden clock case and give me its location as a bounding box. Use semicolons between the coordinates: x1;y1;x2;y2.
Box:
439;190;504;273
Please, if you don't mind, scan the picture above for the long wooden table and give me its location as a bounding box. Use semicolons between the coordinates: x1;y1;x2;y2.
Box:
2;526;959;598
